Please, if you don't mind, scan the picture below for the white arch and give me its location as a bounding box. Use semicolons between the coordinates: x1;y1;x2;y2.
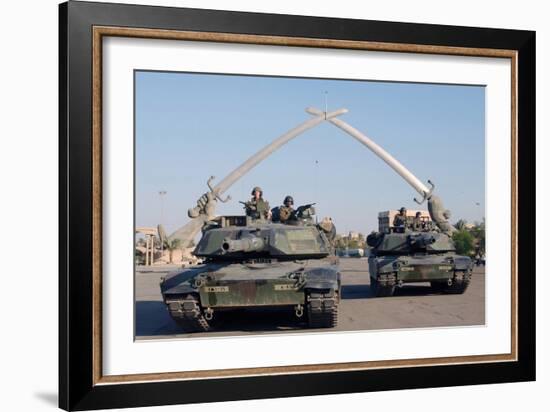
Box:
214;108;348;195
306;107;431;200
168;106;454;247
169;108;348;246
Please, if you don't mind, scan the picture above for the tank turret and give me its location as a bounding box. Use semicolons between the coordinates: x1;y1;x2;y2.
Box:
371;231;455;256
193;204;334;261
194;223;331;260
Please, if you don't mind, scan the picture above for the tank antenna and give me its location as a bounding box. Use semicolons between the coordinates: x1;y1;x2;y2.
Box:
324;91;328;120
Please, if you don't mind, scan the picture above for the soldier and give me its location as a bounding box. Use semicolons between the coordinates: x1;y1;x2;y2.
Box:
393;207;408;229
244;186;271;220
412;211;424;231
279;195;295;223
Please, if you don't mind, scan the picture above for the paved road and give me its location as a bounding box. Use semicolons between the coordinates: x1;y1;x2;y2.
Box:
135;258;485;340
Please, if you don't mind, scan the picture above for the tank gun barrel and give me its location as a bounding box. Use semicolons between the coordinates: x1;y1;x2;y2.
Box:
221;236;266;253
409;233;436;249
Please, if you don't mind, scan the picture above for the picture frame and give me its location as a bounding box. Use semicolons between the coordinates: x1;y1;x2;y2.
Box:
59;1;535;410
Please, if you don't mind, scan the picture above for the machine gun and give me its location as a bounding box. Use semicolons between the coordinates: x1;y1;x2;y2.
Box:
295;203;316;218
239;200;265;220
239;200;254;209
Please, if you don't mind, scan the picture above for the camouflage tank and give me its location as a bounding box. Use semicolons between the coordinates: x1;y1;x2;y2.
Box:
160;206;340;332
366;210;473;297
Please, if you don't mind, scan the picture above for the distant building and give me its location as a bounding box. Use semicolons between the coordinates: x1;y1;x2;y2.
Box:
334;230;366;255
348;231;360;239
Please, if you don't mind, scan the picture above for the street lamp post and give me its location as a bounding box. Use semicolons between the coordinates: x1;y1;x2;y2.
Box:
159;190;167;254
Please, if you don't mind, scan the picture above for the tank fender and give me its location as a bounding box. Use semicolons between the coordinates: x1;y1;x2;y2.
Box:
303;267;340;290
452;256;473;271
160;264;223;293
162;282;196;296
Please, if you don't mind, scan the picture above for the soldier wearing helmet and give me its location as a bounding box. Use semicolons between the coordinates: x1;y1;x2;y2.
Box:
412;211;424;231
244;186;271;220
279;195;295;223
393;207;408;229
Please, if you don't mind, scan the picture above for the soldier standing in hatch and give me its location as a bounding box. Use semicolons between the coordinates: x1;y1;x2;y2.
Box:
393;207;408;229
279;195;295;223
412;211;424;231
244;186;271;220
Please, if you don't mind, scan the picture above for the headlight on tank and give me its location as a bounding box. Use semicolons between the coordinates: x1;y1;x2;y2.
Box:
393;260;407;270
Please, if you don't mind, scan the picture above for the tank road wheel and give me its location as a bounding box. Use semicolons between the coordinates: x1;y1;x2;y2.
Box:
443;271;472;294
306;289;339;329
166;294;211;332
431;271;471;294
371;273;396;297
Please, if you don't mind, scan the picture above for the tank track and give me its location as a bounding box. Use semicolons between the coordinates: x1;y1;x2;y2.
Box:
306;290;339;328
371;273;396;297
165;294;211;332
431;271;472;294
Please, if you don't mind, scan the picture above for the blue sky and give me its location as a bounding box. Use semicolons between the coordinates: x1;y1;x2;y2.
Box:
135;71;485;235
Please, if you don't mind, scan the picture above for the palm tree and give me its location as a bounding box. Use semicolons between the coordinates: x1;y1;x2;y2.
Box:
454;219;467;231
165;239;182;264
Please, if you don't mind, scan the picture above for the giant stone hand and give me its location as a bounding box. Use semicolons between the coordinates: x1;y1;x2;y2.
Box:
188;192;217;219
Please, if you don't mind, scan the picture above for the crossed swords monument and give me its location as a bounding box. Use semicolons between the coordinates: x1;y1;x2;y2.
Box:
167;106;454;249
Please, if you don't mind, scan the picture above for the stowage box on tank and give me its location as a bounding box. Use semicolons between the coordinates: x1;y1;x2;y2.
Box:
366;210;473;297
160;206;340;332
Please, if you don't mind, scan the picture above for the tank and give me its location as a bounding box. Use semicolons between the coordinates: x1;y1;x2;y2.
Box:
160;207;340;332
366;211;473;297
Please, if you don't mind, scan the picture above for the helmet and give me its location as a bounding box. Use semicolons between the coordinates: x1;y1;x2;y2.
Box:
251;186;263;196
284;195;294;206
399;207;406;213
